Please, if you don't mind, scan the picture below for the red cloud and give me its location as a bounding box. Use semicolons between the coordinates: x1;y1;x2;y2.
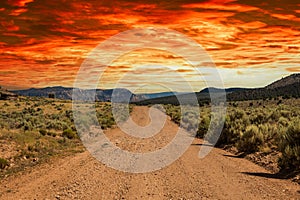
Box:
7;0;34;7
182;2;259;12
270;13;300;22
1;20;19;31
9;8;28;16
0;0;299;90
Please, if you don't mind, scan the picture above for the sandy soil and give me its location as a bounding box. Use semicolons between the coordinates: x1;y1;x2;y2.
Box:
0;106;299;200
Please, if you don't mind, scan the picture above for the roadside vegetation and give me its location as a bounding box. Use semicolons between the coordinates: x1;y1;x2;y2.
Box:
1;95;298;180
164;98;300;177
0;96;131;178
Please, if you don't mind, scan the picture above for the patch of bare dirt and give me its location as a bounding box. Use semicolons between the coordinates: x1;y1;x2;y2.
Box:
224;145;280;173
245;151;280;173
0;140;18;160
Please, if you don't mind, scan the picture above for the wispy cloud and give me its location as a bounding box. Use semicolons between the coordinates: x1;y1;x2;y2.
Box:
0;0;299;90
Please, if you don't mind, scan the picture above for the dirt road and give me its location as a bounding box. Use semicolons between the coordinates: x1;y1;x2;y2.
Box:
0;107;299;199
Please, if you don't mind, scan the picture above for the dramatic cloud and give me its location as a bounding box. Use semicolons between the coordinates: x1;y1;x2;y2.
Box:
0;0;299;91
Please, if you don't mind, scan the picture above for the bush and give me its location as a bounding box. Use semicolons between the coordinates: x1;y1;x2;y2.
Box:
62;128;77;139
215;117;236;146
0;158;9;169
258;123;277;143
39;129;47;136
250;112;266;125
278;120;300;171
268;109;281;122
205;112;226;145
237;125;264;153
181;110;199;133
212;109;250;146
278;117;289;127
197;115;210;138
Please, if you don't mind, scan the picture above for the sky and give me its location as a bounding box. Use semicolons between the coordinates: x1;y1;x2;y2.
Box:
0;0;300;92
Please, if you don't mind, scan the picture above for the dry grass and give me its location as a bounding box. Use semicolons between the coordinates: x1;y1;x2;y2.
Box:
0;97;131;178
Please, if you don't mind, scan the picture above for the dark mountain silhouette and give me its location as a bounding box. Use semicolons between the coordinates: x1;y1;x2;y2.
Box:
266;73;300;90
9;73;300;103
133;92;187;102
12;86;135;102
227;73;300;101
199;87;247;94
12;87;185;102
137;73;300;105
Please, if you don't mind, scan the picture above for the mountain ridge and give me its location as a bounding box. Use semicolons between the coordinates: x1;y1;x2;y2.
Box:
137;73;300;104
7;73;300;103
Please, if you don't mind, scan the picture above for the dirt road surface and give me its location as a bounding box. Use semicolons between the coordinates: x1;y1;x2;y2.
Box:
0;106;299;199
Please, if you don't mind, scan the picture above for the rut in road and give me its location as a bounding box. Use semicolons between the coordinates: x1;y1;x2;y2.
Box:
0;106;299;200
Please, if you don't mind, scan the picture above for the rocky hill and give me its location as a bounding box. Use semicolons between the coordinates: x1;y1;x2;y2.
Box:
266;73;300;90
228;73;300;101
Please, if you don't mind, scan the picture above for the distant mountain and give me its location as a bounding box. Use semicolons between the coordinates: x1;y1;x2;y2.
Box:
266;73;300;90
199;87;247;94
133;91;187;102
9;73;300;103
13;86;135;102
137;73;300;105
11;86;183;102
13;86;73;99
227;73;300;101
137;87;248;105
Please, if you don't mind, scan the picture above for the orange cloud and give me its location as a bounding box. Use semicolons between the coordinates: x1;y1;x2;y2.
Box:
176;69;194;73
1;20;19;31
9;8;28;16
0;0;299;90
182;2;259;12
7;0;34;7
270;13;300;22
286;67;300;72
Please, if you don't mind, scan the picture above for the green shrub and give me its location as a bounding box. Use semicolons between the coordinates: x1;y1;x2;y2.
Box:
280;110;291;119
181;110;199;133
233;109;246;120
278;120;300;171
39;129;47;136
258;123;277;143
62;128;77;139
237;125;264;153
0;158;9;169
211;108;250;147
205;112;226;145
250;112;266;125
215;116;237;146
197;115;210;138
268;109;281;122
278;117;289;127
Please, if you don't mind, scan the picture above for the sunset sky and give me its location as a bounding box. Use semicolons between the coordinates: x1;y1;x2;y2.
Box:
0;0;300;92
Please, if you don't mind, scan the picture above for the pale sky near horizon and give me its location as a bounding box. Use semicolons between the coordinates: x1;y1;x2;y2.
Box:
0;0;299;92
